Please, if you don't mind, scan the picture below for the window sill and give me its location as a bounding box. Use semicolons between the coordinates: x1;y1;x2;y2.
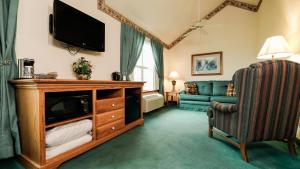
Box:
142;90;159;94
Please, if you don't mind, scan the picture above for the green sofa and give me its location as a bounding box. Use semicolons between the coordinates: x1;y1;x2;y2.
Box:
179;81;237;111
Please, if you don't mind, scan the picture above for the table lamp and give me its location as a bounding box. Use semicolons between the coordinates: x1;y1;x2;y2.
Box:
169;71;179;92
257;36;294;61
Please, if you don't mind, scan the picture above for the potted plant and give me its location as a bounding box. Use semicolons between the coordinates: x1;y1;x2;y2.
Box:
72;57;93;80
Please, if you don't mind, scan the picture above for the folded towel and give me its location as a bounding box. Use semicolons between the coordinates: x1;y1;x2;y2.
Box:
46;134;92;160
46;119;92;147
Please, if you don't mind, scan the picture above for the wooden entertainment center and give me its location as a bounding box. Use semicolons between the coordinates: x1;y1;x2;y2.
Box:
11;79;144;169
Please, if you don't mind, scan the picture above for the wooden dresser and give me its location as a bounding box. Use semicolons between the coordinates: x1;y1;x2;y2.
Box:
11;79;144;169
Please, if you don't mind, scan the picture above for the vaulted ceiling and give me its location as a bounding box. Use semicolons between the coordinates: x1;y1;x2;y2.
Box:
102;0;261;48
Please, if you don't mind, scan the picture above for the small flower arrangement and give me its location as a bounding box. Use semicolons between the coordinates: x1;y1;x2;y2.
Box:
72;57;93;80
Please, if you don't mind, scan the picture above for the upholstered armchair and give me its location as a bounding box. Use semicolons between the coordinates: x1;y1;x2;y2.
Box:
207;60;300;162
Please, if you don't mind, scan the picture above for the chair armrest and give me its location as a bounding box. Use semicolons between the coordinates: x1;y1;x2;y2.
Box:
211;101;237;113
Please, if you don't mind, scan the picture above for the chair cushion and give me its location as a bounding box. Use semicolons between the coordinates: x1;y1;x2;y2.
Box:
180;100;211;106
210;96;237;104
195;81;213;95
212;81;231;96
180;94;210;102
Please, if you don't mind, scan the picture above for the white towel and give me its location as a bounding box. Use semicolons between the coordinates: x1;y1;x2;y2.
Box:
46;119;92;147
46;134;92;160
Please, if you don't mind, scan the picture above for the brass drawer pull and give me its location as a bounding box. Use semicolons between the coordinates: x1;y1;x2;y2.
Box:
112;126;116;130
112;103;115;107
112;115;116;118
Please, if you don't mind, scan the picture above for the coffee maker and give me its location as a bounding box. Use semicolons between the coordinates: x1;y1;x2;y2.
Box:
18;58;35;79
111;72;122;81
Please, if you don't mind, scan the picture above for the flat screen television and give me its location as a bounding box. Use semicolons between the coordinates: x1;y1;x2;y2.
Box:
52;0;105;52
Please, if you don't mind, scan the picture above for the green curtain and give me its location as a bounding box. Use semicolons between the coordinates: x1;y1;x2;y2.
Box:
120;23;145;80
0;0;21;159
151;39;164;94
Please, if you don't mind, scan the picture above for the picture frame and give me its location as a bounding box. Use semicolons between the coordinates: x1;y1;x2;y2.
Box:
191;51;223;76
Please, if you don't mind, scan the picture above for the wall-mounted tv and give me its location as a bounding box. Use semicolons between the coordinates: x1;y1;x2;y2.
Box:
51;0;105;52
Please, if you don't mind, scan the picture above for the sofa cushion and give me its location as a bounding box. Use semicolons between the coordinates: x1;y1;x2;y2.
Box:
212;81;231;96
180;100;211;106
180;94;210;102
195;81;213;95
210;96;237;104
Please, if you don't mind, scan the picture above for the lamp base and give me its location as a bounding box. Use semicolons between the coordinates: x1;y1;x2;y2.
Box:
171;80;176;92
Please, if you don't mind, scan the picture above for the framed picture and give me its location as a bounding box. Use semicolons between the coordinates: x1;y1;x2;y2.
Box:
191;51;223;76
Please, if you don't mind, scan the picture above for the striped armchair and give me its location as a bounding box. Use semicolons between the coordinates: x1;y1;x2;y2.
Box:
207;60;300;162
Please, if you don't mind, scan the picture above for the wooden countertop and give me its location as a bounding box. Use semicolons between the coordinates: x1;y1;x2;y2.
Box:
10;79;144;89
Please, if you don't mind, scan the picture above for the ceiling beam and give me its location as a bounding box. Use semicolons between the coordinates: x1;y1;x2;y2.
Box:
204;0;229;20
97;0;263;50
227;0;260;12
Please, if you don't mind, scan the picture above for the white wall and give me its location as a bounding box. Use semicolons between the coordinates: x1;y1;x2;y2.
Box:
257;0;300;139
258;0;300;63
164;6;259;91
16;0;299;91
16;0;121;80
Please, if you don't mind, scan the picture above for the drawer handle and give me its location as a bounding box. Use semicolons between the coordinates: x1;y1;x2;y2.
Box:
112;126;116;130
112;115;116;119
112;103;115;107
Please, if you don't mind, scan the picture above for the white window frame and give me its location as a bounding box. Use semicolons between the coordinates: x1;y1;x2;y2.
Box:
131;39;159;91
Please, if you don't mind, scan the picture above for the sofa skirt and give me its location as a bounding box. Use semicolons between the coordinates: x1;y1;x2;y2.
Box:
179;103;210;112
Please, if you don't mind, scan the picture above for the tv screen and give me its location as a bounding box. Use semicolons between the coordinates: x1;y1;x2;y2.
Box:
53;0;105;52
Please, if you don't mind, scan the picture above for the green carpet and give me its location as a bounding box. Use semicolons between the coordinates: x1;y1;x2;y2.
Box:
1;106;300;169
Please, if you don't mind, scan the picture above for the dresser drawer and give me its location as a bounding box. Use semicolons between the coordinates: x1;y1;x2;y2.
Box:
96;97;124;113
96;119;125;139
96;109;124;127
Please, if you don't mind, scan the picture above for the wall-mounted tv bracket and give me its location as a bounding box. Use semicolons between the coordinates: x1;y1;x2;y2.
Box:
49;14;53;34
49;13;80;56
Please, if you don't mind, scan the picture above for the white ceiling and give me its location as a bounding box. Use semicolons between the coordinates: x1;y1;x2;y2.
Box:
106;0;260;44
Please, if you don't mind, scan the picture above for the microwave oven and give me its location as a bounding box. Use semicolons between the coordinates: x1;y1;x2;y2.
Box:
45;91;92;124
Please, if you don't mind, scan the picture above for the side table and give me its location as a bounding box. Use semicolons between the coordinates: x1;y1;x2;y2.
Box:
165;91;179;105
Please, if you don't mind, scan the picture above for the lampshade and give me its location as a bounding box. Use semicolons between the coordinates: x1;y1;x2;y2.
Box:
168;71;179;80
257;36;293;59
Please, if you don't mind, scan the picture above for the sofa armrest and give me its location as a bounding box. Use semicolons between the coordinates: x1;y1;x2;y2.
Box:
211;101;237;113
179;90;186;94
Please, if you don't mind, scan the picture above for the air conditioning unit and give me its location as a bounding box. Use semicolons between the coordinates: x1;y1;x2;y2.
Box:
142;93;164;113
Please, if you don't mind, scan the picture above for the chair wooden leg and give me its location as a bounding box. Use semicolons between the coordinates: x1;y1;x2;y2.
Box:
240;143;249;162
208;126;213;138
288;139;297;156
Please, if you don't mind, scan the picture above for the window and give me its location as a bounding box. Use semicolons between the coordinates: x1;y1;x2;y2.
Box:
132;40;158;91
